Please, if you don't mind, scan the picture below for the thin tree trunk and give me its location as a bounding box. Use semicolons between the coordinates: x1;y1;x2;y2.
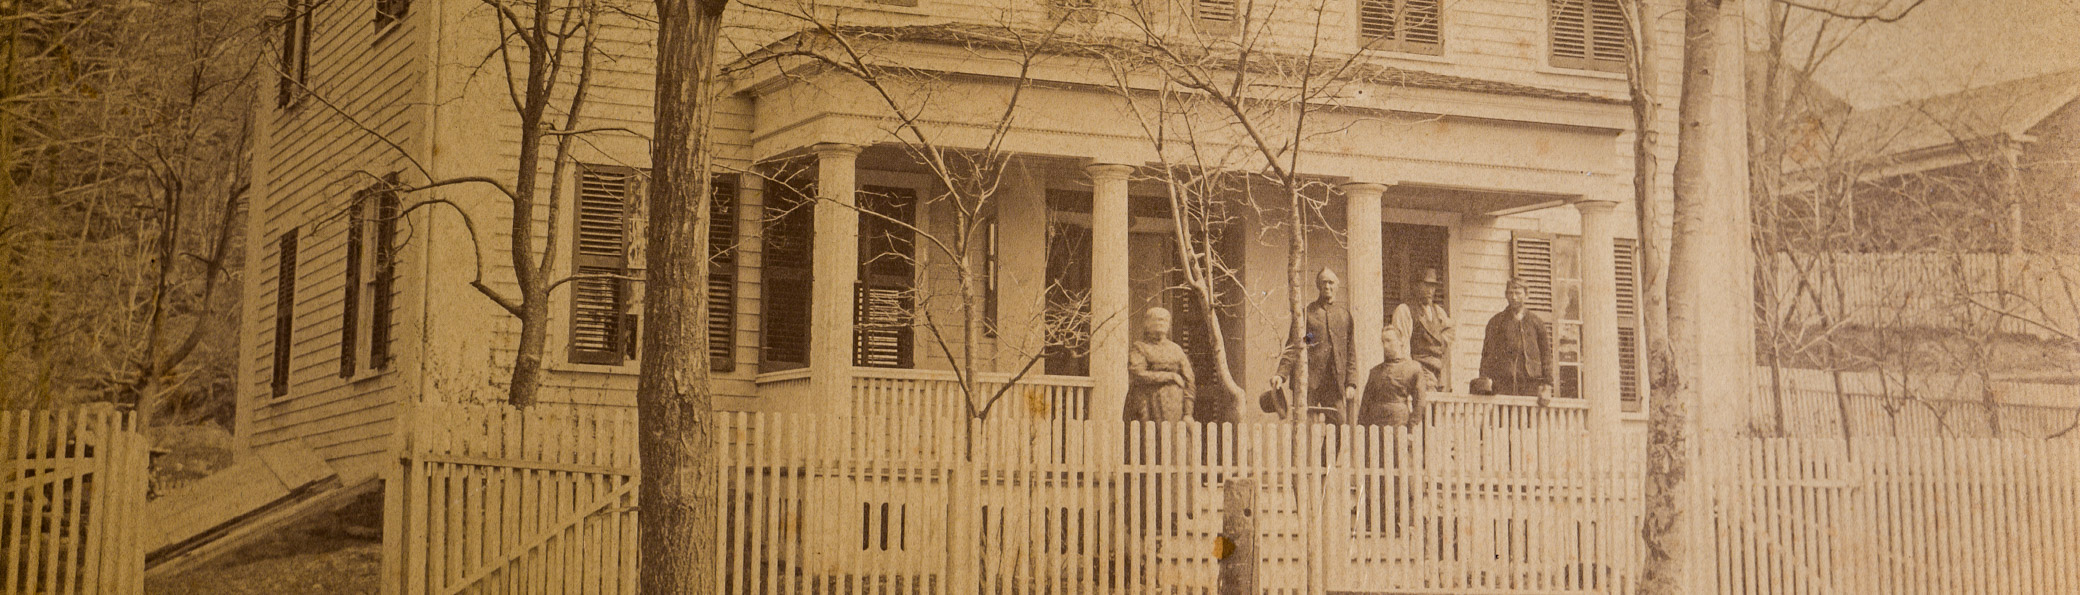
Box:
1638;0;1722;591
637;0;726;590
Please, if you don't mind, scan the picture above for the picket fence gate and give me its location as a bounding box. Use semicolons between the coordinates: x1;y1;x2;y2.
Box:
390;402;2080;595
2;408;150;595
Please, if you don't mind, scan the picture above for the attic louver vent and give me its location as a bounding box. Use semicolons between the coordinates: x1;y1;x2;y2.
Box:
1358;0;1442;55
1550;0;1628;72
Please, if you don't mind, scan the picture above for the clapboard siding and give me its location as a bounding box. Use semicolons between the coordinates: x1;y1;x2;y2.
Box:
239;0;428;475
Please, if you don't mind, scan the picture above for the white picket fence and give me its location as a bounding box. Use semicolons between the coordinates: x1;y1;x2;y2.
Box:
1762;252;2080;339
389;402;2080;594
2;408;150;595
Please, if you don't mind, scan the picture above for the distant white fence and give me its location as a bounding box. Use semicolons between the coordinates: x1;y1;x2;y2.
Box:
2;409;150;595
1751;367;2080;439
387;401;2080;594
1762;252;2080;339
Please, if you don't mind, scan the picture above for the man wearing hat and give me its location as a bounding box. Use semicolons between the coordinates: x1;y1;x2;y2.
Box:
1272;268;1358;422
1408;267;1452;391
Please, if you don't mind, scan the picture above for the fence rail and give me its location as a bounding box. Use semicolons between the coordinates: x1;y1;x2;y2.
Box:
2;408;149;595
391;402;2080;594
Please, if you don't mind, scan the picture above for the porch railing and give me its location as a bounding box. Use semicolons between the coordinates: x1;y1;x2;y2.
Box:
852;367;1093;420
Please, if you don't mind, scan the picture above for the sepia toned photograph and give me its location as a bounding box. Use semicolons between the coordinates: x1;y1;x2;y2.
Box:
2;0;2075;592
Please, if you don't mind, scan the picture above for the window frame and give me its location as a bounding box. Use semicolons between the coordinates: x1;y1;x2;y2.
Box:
276;0;312;109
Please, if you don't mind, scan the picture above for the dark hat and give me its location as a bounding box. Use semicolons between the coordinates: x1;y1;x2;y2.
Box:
1469;377;1495;396
1258;386;1290;416
1414;268;1442;286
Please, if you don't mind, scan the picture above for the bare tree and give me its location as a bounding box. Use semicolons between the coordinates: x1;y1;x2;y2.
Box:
1;0;262;422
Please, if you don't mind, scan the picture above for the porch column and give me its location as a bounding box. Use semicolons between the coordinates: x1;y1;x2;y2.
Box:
1575;198;1622;441
1087;163;1134;421
813;143;861;414
1340;182;1388;375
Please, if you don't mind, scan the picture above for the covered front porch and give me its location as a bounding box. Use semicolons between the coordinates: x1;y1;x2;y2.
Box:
742;141;1644;429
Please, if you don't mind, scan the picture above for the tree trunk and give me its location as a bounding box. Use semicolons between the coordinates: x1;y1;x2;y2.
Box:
1286;188;1309;424
509;296;548;408
1638;0;1723;592
636;0;726;591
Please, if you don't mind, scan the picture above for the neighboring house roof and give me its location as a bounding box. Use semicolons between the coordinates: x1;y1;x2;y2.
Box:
1841;69;2080;160
733;23;1626;105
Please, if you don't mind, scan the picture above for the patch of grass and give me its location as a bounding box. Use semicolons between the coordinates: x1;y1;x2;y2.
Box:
1763;325;2080;383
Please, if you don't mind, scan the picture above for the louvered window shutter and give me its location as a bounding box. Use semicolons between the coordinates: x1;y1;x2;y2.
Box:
1614;237;1642;406
1550;0;1627;72
761;173;815;370
1359;0;1443;54
1510;232;1559;395
1197;0;1239;28
855;186;916;369
708;175;739;372
340;201;364;378
570;166;634;365
369;184;399;369
1509;233;1556;316
272;230;300;398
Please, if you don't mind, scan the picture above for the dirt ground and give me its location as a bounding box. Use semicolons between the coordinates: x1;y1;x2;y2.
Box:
144;502;382;595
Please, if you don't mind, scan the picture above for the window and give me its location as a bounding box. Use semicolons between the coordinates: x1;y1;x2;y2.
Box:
374;0;409;32
983;217;999;338
761;169;815;370
569;165;640;365
855;186;917;369
1357;0;1443;55
1043;190;1093;376
1511;232;1642;407
565;165;738;368
1382;223;1449;312
277;0;312;108
340;179;400;378
1549;0;1628;72
271;230;301;398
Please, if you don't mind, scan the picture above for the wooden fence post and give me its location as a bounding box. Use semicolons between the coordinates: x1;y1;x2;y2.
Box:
1219;477;1256;595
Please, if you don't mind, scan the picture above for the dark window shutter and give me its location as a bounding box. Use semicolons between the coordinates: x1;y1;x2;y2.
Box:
1359;0;1442;54
340;201;364;378
272;230;300;397
854;186;916;369
369;184;399;369
1615;237;1641;406
1550;0;1627;71
569;166;633;365
761;171;815;370
708;175;739;372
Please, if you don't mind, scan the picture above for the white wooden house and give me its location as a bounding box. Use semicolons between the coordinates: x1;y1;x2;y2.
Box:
233;0;1730;483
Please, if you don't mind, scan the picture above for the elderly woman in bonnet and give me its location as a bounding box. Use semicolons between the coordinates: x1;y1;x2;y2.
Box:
1359;304;1427;428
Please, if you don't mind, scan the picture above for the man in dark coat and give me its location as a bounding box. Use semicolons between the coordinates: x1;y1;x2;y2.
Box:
1274;268;1357;421
1480;278;1553;400
1408;268;1452;391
